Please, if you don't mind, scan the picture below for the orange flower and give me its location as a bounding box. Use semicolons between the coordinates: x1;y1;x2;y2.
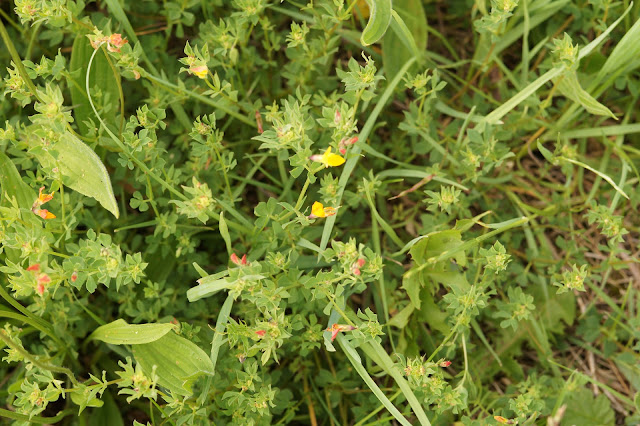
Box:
230;253;248;266
190;64;208;79
35;273;50;296
309;201;337;219
36;209;56;219
494;416;515;424
326;323;356;341
38;187;53;204
26;264;40;272
338;136;358;155
106;33;128;52
32;187;56;220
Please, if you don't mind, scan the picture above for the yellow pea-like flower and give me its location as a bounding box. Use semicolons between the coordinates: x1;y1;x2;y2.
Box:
309;201;337;219
310;147;345;168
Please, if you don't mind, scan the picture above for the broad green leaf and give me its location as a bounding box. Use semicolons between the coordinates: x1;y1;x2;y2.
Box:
598;17;640;79
555;71;616;119
360;0;392;46
0;151;35;209
69;35;119;136
382;0;427;80
88;319;175;345
614;353;640;392
36;131;119;218
132;332;214;396
401;272;422;309
562;388;615;426
409;230;466;267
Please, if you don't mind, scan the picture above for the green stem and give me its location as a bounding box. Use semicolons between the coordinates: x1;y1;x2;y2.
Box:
0;408;74;424
145;73;255;127
0;311;64;349
0;331;78;385
0;17;39;98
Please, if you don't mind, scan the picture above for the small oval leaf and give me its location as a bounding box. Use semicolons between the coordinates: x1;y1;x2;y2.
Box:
89;319;175;345
132;332;214;396
361;0;393;46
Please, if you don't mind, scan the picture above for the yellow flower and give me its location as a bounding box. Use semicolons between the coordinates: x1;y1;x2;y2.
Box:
190;65;208;79
309;201;337;219
310;147;345;168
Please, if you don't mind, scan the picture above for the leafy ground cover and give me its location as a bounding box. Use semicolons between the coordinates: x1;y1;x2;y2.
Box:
1;0;640;424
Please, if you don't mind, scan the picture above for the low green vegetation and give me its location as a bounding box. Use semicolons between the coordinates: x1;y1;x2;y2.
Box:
1;0;639;424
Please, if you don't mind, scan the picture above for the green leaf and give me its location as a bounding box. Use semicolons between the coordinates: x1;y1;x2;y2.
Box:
70;388;103;413
337;336;413;426
562;388;615;426
88;319;175;345
36;131;119;218
382;0;427;80
388;303;414;328
598;16;640;80
360;0;393;46
219;211;232;255
132;332;214;396
69;35;119;136
555;71;617;119
0;151;35;209
401;272;422;309
409;229;466;267
536;141;555;163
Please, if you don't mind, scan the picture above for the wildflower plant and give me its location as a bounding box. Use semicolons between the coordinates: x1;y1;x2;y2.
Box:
0;0;639;425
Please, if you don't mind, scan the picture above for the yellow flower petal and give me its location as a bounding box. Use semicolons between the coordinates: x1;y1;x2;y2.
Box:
325;153;345;167
319;147;345;167
311;201;326;218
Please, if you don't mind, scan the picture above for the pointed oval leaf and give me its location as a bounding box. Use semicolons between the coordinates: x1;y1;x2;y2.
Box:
555;71;617;119
598;16;640;79
36;131;119;218
88;319;175;345
383;1;427;79
0;151;35;209
69;35;120;136
132;332;214;396
360;0;393;46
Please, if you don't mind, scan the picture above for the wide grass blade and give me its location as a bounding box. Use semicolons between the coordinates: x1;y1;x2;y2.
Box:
361;0;393;46
337;336;414;426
